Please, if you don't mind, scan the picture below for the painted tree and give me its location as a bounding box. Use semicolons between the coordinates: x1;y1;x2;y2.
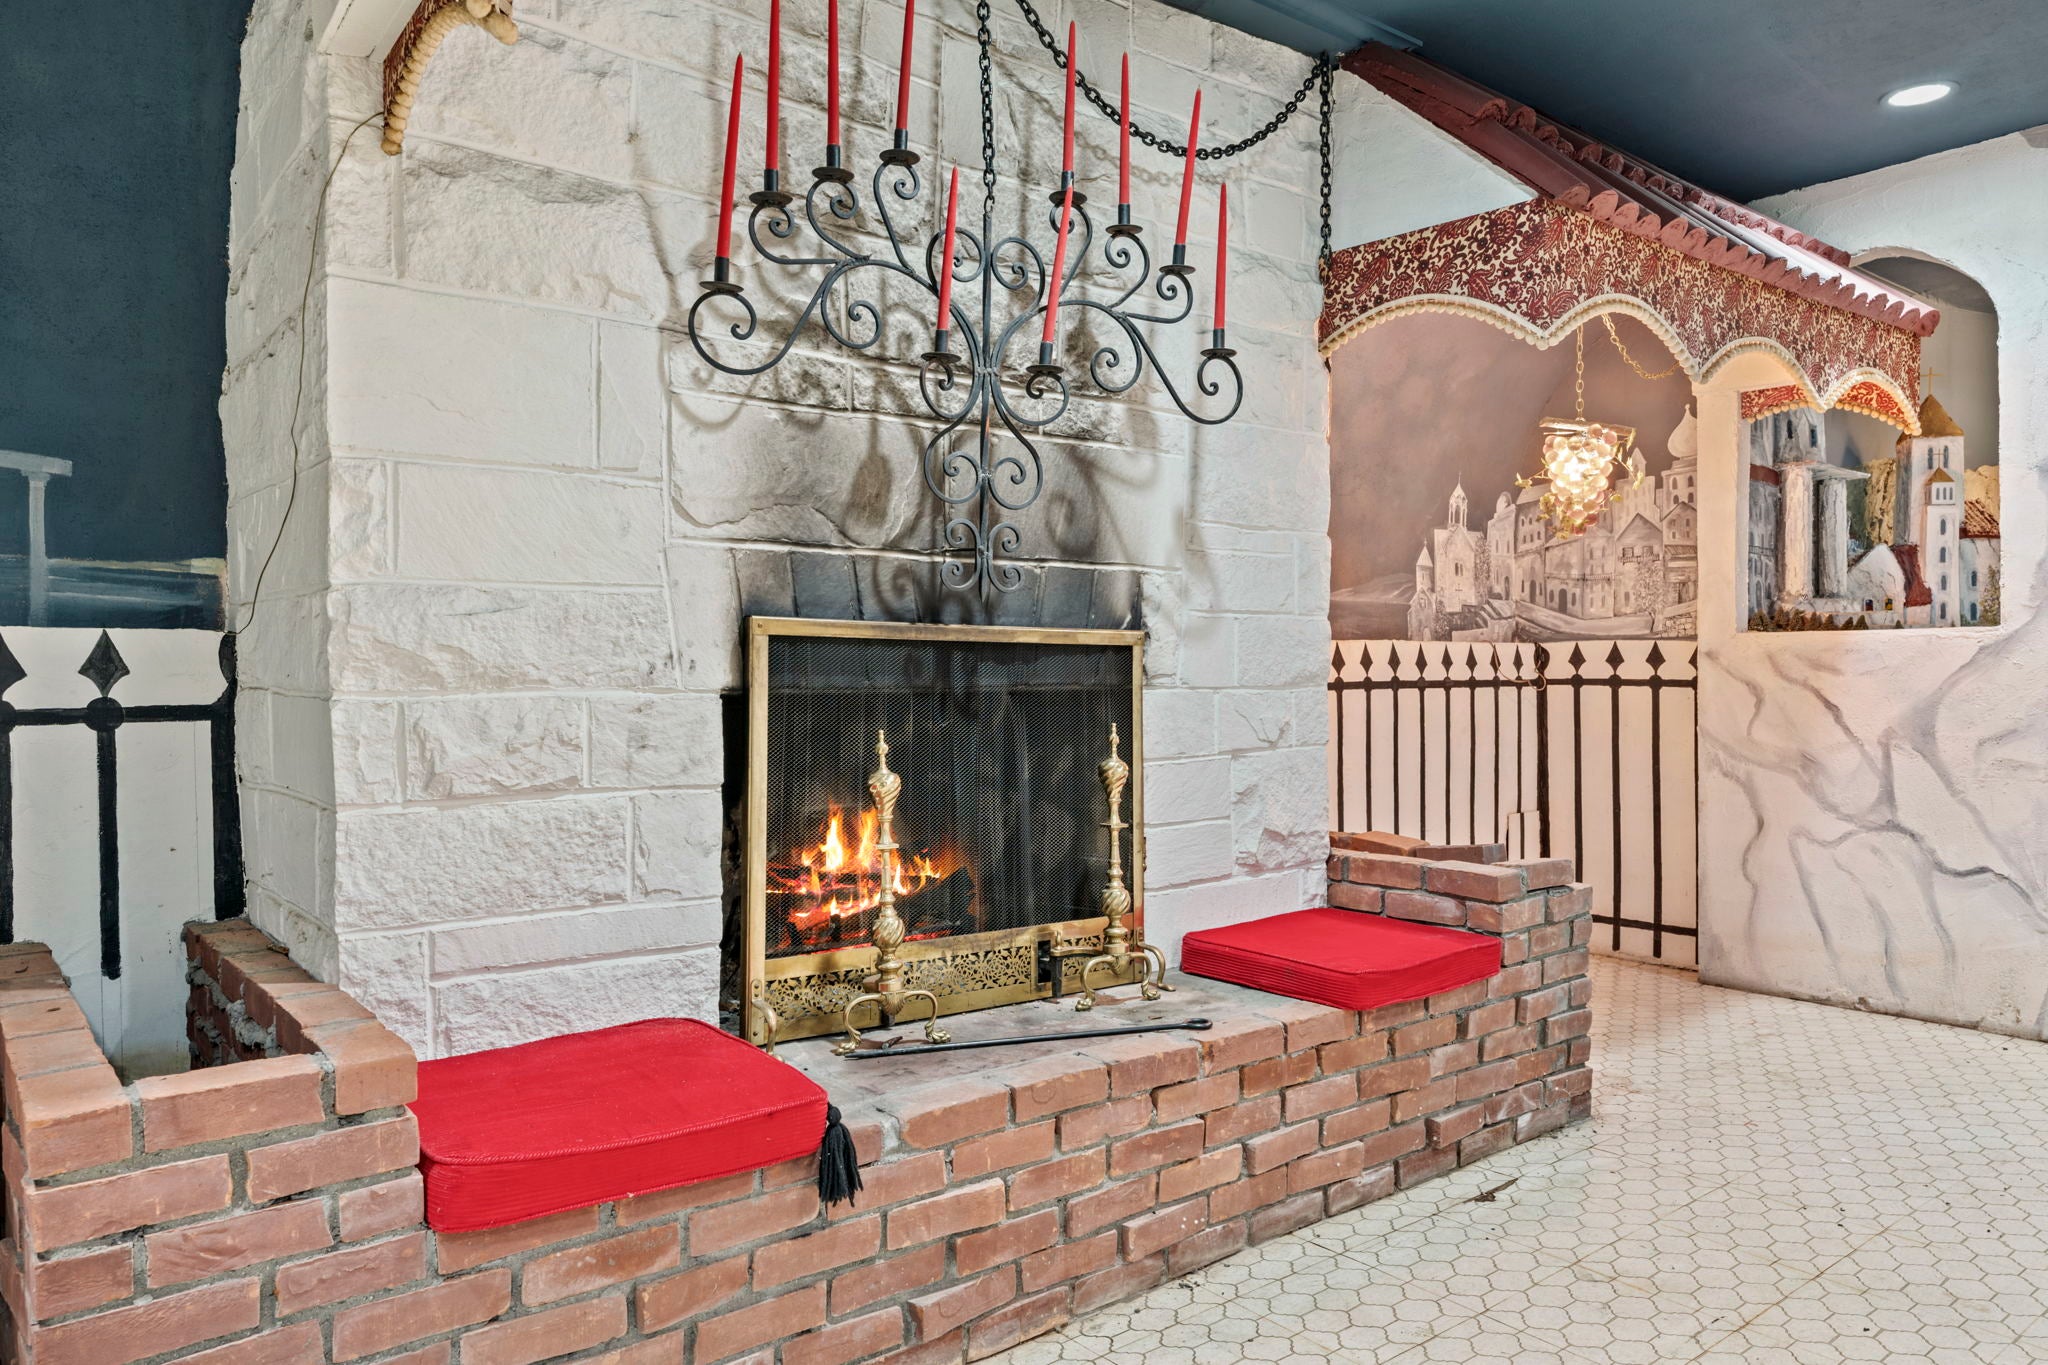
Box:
1981;565;2002;626
1864;456;1898;546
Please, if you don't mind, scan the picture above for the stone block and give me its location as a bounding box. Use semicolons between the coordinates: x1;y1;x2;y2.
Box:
430;950;718;1054
587;694;722;789
394;464;666;586
405;695;585;799
332;583;676;694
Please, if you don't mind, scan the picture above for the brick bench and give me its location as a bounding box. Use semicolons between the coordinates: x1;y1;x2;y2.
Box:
0;864;1592;1364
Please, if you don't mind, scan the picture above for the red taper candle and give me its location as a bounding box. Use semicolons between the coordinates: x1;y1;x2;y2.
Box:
827;0;841;146
1118;53;1131;206
1042;189;1074;346
717;55;743;259
1213;181;1228;330
935;167;961;330
765;0;781;170
1060;22;1077;177
895;0;916;133
1174;89;1201;246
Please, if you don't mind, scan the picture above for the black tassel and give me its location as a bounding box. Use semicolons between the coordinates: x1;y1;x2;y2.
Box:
816;1104;863;1206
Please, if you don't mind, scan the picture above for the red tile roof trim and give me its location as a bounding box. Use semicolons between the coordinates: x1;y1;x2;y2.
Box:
1342;45;1939;338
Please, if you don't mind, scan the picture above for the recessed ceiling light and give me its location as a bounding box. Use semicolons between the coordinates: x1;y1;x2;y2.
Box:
1884;82;1954;108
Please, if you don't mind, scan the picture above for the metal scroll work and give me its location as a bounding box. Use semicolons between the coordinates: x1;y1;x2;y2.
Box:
686;2;1244;595
1071;724;1168;1010
833;732;951;1055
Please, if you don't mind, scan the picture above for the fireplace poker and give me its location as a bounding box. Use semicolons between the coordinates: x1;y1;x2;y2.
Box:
841;1017;1212;1059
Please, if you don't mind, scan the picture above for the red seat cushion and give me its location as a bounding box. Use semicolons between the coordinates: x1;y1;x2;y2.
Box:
1180;908;1501;1010
410;1018;827;1233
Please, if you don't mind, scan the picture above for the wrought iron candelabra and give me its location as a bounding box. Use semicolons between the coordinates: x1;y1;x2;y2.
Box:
687;2;1244;594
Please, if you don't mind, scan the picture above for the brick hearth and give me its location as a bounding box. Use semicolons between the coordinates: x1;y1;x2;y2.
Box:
0;851;1589;1363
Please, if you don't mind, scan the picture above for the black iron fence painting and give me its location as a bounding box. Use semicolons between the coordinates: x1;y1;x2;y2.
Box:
1328;639;1698;964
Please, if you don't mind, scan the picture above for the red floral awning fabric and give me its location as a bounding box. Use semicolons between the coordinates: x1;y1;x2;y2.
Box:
1320;202;1926;433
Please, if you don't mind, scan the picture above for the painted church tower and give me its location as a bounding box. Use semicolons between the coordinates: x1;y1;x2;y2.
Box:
1922;468;1960;626
1895;393;1964;544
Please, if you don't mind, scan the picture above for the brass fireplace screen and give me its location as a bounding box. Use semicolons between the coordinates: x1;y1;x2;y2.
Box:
741;618;1147;1046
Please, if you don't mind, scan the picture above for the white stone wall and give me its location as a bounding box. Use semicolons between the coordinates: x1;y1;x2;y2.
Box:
1697;128;2048;1039
228;0;1332;1057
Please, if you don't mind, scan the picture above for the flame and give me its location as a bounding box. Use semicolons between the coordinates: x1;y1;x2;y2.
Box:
770;804;953;946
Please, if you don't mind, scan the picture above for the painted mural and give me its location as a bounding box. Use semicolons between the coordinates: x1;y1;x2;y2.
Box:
1328;310;1696;643
0;7;238;629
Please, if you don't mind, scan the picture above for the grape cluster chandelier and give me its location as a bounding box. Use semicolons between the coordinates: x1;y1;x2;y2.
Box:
686;0;1265;594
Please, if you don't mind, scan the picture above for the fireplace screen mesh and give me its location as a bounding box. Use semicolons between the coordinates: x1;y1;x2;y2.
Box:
743;620;1143;1044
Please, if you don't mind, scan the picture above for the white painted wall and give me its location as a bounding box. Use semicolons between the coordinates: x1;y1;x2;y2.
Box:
1327;74;1529;251
230;0;1335;1057
6;628;228;1076
1696;127;2048;1038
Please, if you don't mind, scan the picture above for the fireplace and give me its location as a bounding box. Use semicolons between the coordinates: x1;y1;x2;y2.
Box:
738;618;1148;1046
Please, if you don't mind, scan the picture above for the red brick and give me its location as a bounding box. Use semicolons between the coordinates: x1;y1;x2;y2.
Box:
1544;948;1592;984
636;1255;748;1331
275;1231;428;1316
3;1025;105;1077
176;1321;325;1365
908;1268;1014;1341
12;1063;132;1178
1244;1121;1318;1175
1317;1032;1389;1073
1381;890;1466;926
751;1216;878;1290
835;1151;945;1217
1571;918;1595;947
1108;1119;1204;1176
1085;1034;1201;1096
1168;1221;1247;1276
1066;1176;1155;1238
1331;852;1427;888
1008;1149;1104;1210
1269;1003;1355;1052
1288;1142;1365;1192
1426;1103;1487;1149
462;1295;626;1365
1018;1231;1118;1293
305;1019;417;1114
887;1179;1004;1249
1197;1017;1285;1071
966;1289;1069;1361
1154;1072;1240;1124
1056;1095;1150;1150
1206;1169;1289;1221
1504;857;1573;890
698;1284;827;1363
31;1278;259;1365
245;1114;417;1202
339;1171;424;1241
1357;1121;1427;1168
1515;985;1571;1024
1072;1257;1163;1314
1527;923;1571;957
1355;1056;1431;1101
1204;1092;1281;1147
1427;982;1490;1013
1240;1050;1316;1096
1547;884;1594;920
1392;1076;1459;1123
1483;1080;1546;1124
1549;1065;1594;1099
1158;1146;1241;1203
525;1223;680;1303
616;1171;754;1224
1398;1146;1458;1188
691;1183;819;1256
1454;1059;1523;1104
1459;1122;1516;1164
786;1308;905;1365
1392;1016;1459;1057
1568;1036;1592;1066
952;1121;1054;1178
437;1207;601;1274
1491;962;1544;995
888;1080;1009;1149
874;1330;965;1365
1481;1023;1543;1061
1004;1057;1109;1121
1545;1009;1593;1044
831;1243;946;1315
954;1208;1058;1275
1328;881;1381;913
574;1340;681;1365
1248;1192;1322;1243
1465;898;1547;933
331;1269;509;1360
0;996;91;1040
1517;1102;1572;1140
1283;1073;1357;1122
1430;1041;1480;1076
135;1056;322;1154
1361;1000;1428;1030
1513;1047;1567;1085
146;1200;330;1287
1325;1165;1397;1214
1422;861;1525;902
28;1154;231;1250
28;1243;133;1319
761;1153;816;1191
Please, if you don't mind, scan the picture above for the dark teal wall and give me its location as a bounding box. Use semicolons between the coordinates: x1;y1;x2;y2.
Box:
0;4;249;570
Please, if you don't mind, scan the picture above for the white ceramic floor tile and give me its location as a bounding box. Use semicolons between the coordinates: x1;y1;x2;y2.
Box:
1006;959;2048;1365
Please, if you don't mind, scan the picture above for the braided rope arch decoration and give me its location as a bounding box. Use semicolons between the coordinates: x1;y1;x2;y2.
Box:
380;0;519;156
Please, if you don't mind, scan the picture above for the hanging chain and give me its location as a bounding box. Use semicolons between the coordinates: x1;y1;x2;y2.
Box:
1011;0;1324;160
1599;314;1685;380
1317;57;1333;273
977;0;998;223
1574;326;1586;421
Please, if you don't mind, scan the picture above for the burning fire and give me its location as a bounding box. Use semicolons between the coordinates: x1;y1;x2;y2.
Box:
770;807;948;946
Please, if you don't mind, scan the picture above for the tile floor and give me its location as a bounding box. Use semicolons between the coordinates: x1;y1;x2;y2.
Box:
1004;957;2048;1363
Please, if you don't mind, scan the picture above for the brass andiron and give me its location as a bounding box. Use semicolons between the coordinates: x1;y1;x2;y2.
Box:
1075;724;1170;1010
834;731;950;1055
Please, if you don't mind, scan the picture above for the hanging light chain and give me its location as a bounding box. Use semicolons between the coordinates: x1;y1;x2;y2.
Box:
1574;326;1586;421
1599;314;1686;380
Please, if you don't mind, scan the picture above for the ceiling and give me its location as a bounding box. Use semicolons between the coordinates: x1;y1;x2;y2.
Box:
1163;0;2048;199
